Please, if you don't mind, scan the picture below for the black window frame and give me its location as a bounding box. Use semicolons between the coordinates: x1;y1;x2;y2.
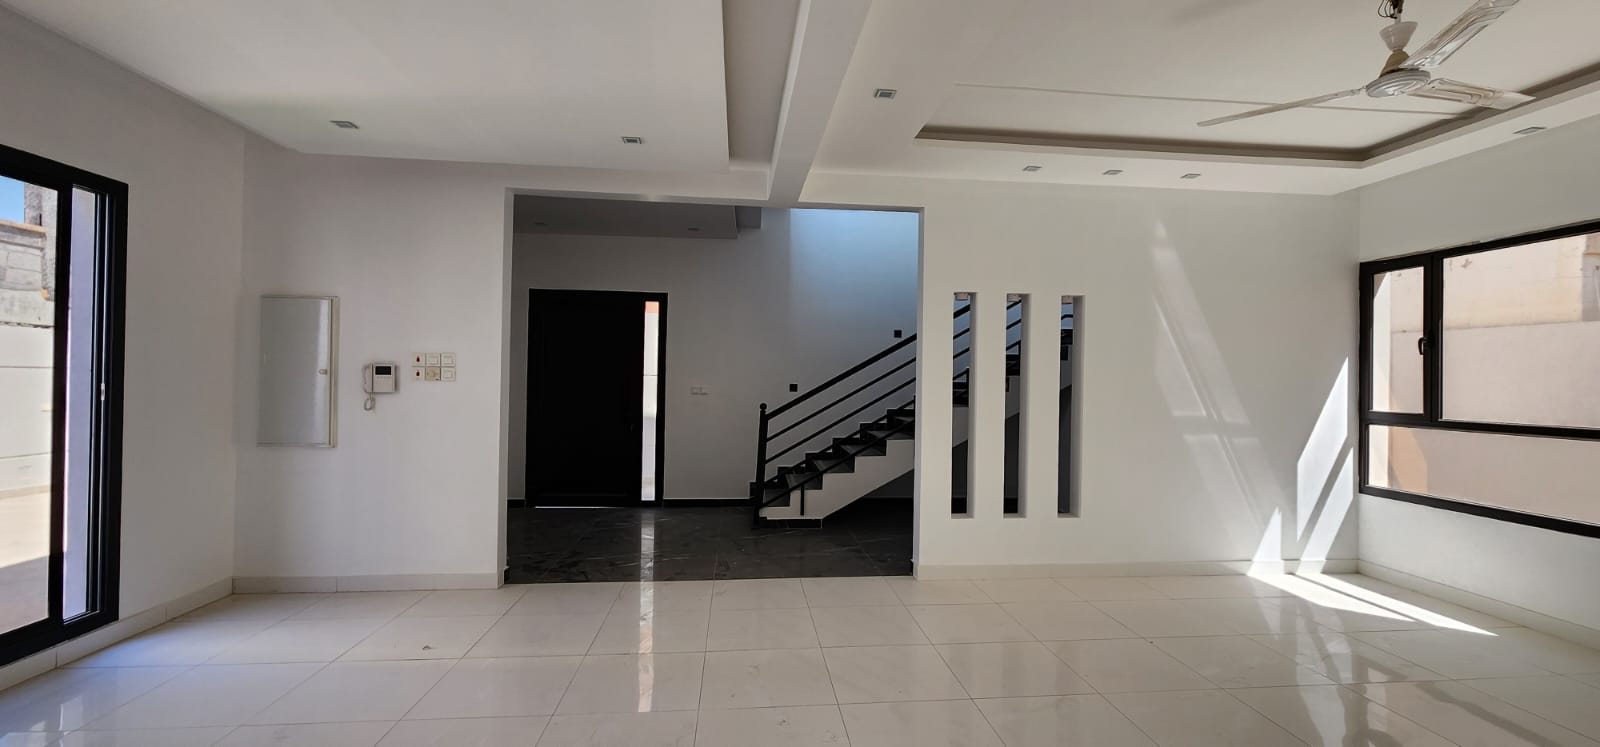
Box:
0;143;127;668
1359;217;1600;539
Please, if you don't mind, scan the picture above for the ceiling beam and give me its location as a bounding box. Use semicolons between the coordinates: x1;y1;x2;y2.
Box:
765;0;871;205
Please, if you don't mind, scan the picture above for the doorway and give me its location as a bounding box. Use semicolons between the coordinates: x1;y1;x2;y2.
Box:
0;144;126;667
525;289;666;507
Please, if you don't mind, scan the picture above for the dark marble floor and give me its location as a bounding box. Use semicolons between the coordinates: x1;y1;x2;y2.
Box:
505;499;911;583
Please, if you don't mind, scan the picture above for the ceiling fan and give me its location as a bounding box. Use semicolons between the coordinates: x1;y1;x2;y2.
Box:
1198;0;1532;127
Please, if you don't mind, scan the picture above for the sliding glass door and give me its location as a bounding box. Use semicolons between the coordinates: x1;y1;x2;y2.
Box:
0;144;125;666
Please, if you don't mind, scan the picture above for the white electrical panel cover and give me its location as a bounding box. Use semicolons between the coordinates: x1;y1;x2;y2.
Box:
258;295;338;447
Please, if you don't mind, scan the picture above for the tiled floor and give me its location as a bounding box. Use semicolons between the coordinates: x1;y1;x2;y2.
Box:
505;501;911;583
4;573;1600;746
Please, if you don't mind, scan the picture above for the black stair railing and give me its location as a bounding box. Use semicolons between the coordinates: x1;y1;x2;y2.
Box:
753;301;1013;522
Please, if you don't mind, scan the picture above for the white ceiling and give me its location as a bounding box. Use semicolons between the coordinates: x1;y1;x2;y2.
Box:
811;0;1600;195
4;0;744;172
935;0;1600;155
7;0;1600;199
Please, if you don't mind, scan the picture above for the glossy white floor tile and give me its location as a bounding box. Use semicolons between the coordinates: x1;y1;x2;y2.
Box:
1044;638;1214;693
839;699;1001;746
699;649;834;710
217;721;394;746
291;592;427;621
249;660;451;725
800;577;899;608
1460;675;1600;740
974;578;1079;603
341;615;497;661
709;579;807;610
975;694;1156;747
821;645;967;703
56;727;233;746
1354;680;1600;746
809;605;929;647
466;613;604;657
209;617;387;665
1001;601;1135;641
1229;684;1453;747
378;716;550;746
1105;689;1303;746
554;653;704;715
693;705;847;747
936;641;1093;698
0;666;184;733
1152;636;1336;688
7;572;1600;746
401;588;529;618
405;657;580;719
905;604;1031;644
588;609;710;654
705;608;818;651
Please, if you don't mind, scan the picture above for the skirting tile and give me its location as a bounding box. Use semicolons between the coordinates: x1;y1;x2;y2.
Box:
913;558;1357;580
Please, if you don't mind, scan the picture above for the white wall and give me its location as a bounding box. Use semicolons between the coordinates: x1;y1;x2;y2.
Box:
0;7;246;612
1356;114;1600;634
806;174;1360;573
509;208;918;501
235;144;512;583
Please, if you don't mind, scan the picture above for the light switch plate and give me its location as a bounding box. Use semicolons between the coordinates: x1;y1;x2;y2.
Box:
441;366;456;382
412;367;425;380
440;352;456;366
411;353;426;366
425;353;442;366
425;366;442;382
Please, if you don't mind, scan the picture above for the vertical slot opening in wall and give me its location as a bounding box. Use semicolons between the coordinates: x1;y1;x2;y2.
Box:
1059;296;1079;515
1003;294;1025;516
952;292;973;517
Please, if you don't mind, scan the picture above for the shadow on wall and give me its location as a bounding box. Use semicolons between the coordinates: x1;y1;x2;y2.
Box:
1150;222;1354;570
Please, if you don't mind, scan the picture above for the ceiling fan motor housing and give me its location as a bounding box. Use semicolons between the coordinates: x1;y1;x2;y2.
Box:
1367;68;1430;98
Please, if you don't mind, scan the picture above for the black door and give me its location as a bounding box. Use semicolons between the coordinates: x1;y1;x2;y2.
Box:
527;289;664;506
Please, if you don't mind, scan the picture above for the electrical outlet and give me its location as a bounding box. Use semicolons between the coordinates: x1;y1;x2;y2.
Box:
441;366;456;382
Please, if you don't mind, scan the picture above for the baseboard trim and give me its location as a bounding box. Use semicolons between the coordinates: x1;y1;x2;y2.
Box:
913;558;1358;580
1359;560;1600;650
0;577;232;692
233;573;501;593
664;498;747;507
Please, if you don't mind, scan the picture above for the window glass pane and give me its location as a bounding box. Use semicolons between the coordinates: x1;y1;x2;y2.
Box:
1368;425;1600;526
0;176;56;635
1442;235;1600;428
1370;267;1424;413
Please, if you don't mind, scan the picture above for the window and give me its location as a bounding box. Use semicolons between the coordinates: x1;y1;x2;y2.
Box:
0;144;126;667
1359;220;1600;538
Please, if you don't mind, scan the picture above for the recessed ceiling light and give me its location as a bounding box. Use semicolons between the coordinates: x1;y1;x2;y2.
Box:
873;88;897;100
620;136;644;144
1514;126;1546;135
1103;169;1123;176
1180;173;1202;180
1021;165;1043;172
330;120;359;129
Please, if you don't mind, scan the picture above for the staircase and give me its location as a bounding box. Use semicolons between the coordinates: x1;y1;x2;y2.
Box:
751;300;1072;524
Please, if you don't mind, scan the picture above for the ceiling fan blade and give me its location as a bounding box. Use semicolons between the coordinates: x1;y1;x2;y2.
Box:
1401;0;1520;70
1197;89;1364;127
1407;78;1534;109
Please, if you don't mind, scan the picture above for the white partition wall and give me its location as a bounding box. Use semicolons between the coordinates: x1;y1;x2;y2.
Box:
808;173;1360;578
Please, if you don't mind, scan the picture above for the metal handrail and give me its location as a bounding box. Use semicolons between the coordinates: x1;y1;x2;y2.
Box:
753;298;1056;523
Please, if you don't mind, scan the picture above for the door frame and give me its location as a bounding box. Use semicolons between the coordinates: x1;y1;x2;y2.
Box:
0;143;126;668
525;288;667;507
